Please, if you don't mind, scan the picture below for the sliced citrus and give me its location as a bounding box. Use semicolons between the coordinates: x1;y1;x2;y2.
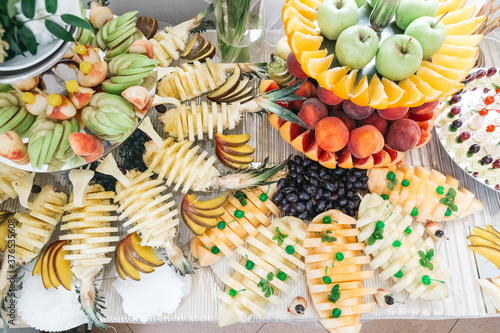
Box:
332;70;357;100
368;75;388;109
297;0;321;10
290;0;317;21
417;66;464;96
445;16;486;35
350;75;369;106
444;35;483;47
289;30;323;54
353;156;374;169
440;5;475;25
317;66;350;89
284;17;319;36
298;49;327;64
408;75;442;103
399;78;425;107
306;54;334;78
381;77;405;107
437;0;467;16
431;53;476;71
421;60;468;82
437;44;478;58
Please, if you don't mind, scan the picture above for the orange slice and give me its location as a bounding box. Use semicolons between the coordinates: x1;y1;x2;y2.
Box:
440;5;475;25
298;49;327;64
399;79;425;107
381;78;405;107
431;53;476;71
445;16;486;35
306;54;334;78
420;61;467;82
289;30;323;54
437;44;478;58
350;75;369;106
408;75;442;103
437;0;467;16
317;66;350;89
416;66;463;96
298;0;321;10
284;17;319;36
368;75;388;109
290;0;317;21
332;70;357;100
444;35;483;47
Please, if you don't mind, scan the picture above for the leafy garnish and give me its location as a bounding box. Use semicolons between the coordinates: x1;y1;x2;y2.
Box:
438;187;458;212
493;83;499;91
234;190;248;206
257;274;275;298
267;272;274;281
321;230;337;243
387;178;398;191
326;284;341;304
418;249;434;271
272;227;289;246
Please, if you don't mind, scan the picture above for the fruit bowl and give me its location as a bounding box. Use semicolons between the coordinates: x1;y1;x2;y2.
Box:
270;0;486;169
435;66;500;193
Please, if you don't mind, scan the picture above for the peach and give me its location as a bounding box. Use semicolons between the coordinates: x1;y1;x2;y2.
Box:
73;46;101;64
13;77;39;91
128;40;155;59
317;86;343;106
385;119;421;152
408;107;436;122
329;110;356;132
84;142;104;163
46;96;77;120
342;100;374;120
69;133;103;157
315;117;349;153
287;53;309;79
89;6;113;30
289;80;317;109
25;91;48;116
415;130;431;148
279;122;307;143
377;106;409;120
337;147;353;169
121;86;152;114
347;125;384;159
259;80;280;93
318;150;337;169
297;98;328;129
356;112;388;136
77;61;108;87
409;100;439;115
0;131;29;165
68;86;95;109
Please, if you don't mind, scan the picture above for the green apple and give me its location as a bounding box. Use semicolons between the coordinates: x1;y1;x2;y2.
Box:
395;0;439;31
368;0;379;7
317;0;359;41
405;16;446;59
275;35;292;61
335;25;379;69
375;34;423;81
355;0;366;7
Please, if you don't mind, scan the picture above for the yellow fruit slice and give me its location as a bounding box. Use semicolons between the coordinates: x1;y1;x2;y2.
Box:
445;16;486;36
399;78;425;107
381;77;405;107
408;75;442;103
298;49;327;64
417;66;464;96
437;44;478;58
437;0;467;16
440;5;475;25
350;75;369;106
306;54;334;78
444;35;483;47
284;16;319;36
290;0;317;21
317;66;350;89
421;60;467;82
298;0;321;10
332;70;357;100
289;30;323;54
431;53;476;71
368;75;388;109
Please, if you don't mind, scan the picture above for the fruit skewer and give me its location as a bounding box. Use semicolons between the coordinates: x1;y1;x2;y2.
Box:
59;170;119;329
159;82;306;141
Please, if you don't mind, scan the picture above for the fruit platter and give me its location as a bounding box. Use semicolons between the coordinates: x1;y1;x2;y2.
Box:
0;0;499;331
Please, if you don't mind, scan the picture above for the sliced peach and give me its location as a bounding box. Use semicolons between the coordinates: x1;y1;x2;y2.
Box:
415;131;432;148
0;131;29;165
69;133;102;157
259;79;280;93
25;91;48;116
13;77;39;91
128;39;155;59
126;233;164;267
215;133;250;147
84;142;104;163
73;46;101;64
318;150;337;169
384;146;404;166
279;121;307;143
353;155;374;169
337;148;353;169
215;147;254;165
68;86;95;109
185;193;228;210
90;6;113;29
46;95;77;120
217;144;254;157
291;129;314;154
121;86;152;114
372;150;391;167
268;113;282;130
77;61;108;87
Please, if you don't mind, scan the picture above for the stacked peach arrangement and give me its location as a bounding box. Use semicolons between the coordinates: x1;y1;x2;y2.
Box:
269;0;485;169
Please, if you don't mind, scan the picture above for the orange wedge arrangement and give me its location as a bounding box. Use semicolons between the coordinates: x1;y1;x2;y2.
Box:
283;0;485;109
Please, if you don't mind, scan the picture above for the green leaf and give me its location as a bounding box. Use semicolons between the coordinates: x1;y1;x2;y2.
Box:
426;249;434;260
45;0;57;14
493;83;499;91
367;236;375;246
326;230;332;235
19;25;37;55
439;198;449;206
450;203;458;212
4;34;23;55
6;0;18;18
419;258;425;267
446;187;456;199
267;272;274;281
45;19;74;42
265;291;271;298
427;262;434;271
387;179;396;191
418;250;425;258
21;0;36;19
61;14;94;32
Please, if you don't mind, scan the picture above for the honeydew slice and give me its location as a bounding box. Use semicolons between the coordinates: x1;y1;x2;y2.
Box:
217;291;251;324
220;275;267;317
247;236;305;271
258;225;307;258
237;246;299;281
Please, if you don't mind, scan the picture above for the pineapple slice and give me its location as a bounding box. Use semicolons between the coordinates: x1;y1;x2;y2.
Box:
0;163;31;205
305;210;376;333
367;166;483;222
217;216;307;327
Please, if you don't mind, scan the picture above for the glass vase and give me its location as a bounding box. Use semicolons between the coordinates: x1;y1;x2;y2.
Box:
214;0;265;63
369;0;401;33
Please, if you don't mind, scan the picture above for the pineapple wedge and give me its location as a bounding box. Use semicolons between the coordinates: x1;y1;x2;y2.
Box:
0;163;31;205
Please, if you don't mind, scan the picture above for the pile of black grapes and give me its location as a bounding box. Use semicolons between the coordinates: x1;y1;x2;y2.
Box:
272;155;369;221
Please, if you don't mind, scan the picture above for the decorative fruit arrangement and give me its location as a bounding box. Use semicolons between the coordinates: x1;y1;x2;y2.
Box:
215;133;255;169
468;225;500;270
217;216;307;326
32;241;72;291
0;163;31;204
367;165;483;222
272;155;368;221
304;210;376;333
181;193;228;236
478;277;500;313
435;67;500;192
190;184;280;266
